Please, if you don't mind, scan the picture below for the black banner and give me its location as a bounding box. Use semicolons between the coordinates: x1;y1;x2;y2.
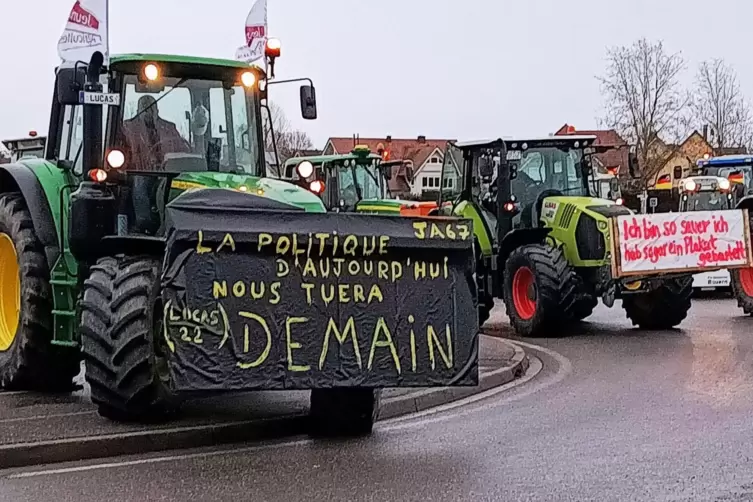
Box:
161;189;478;392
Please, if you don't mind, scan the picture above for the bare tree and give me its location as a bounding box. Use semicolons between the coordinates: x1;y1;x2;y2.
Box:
598;38;691;188
261;101;313;164
693;58;752;152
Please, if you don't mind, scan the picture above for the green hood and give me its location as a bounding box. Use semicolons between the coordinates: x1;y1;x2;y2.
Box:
171;172;326;213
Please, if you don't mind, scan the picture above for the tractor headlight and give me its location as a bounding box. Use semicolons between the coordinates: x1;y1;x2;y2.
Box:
107;149;125;168
144;63;160;81
241;71;256;88
297;161;314;179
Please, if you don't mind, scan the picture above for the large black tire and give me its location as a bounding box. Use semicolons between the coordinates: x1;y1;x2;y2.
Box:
622;277;693;329
80;255;176;422
502;244;576;337
310;388;380;437
0;192;80;391
730;268;753;315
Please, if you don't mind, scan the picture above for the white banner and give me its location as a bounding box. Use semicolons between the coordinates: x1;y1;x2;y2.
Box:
614;210;752;275
235;0;267;67
58;0;109;66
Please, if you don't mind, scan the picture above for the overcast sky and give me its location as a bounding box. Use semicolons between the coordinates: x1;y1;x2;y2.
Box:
1;0;752;147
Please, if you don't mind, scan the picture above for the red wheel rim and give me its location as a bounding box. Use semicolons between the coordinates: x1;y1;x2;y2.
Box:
739;268;753;296
512;267;536;320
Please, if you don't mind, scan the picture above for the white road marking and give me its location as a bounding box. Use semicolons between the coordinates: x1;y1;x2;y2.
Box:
0;411;94;424
6;341;570;480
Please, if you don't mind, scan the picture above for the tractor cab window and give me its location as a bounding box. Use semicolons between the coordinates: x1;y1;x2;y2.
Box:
681;191;733;212
337;159;383;209
510;146;587;224
116;75;260;175
440;144;463;201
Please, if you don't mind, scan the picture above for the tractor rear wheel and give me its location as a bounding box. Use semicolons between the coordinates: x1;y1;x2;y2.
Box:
310;388;380;437
730;268;753;315
502;244;575;337
0;192;80;391
80;255;177;422
622;277;693;329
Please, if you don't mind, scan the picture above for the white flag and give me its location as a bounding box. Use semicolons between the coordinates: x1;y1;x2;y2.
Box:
58;0;109;66
235;0;267;68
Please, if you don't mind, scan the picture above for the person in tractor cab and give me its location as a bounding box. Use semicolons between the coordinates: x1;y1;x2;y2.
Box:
119;95;193;234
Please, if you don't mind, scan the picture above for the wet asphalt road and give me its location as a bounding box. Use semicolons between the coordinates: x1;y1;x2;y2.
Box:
4;295;753;502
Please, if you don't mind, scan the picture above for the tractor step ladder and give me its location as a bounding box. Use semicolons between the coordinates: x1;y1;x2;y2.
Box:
50;256;78;347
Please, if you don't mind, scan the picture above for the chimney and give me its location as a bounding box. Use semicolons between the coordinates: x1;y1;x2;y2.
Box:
702;125;708;141
386;135;392;144
417;135;426;144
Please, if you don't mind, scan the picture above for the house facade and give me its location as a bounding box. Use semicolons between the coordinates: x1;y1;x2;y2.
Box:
321;135;454;199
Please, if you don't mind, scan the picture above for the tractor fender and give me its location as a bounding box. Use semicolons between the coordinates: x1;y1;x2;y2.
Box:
498;227;552;269
735;195;753;212
0;164;60;268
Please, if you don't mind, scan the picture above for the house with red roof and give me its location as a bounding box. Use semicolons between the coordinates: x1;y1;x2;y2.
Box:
321;135;454;198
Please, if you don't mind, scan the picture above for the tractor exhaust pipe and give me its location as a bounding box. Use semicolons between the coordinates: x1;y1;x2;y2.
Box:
82;51;105;175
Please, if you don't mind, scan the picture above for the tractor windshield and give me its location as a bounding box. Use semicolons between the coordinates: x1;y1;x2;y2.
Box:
337;159;384;208
114;74;260;175
680;191;733;211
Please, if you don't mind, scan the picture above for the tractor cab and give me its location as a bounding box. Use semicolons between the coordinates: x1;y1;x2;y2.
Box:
2;134;47;163
53;52;320;239
281;146;392;211
678;175;735;212
697;154;753;200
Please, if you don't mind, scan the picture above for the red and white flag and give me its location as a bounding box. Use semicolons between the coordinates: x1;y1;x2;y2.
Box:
57;0;109;65
235;0;267;68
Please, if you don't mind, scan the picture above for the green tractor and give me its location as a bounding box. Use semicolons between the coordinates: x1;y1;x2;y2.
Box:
0;50;478;436
281;145;433;215
436;136;696;335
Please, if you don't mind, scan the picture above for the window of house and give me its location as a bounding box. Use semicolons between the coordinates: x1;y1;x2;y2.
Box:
422;177;428;187
430;156;440;163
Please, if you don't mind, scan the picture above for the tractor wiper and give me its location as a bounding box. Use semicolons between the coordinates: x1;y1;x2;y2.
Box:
131;78;189;122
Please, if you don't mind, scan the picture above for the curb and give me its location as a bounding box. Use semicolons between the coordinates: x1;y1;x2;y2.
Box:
0;415;308;470
377;339;528;420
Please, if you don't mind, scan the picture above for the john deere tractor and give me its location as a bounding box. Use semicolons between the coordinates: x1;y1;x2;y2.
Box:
435;136;697;335
281;145;432;215
0;49;478;436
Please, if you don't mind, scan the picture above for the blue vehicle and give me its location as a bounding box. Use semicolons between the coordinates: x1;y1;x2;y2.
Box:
697;154;753;312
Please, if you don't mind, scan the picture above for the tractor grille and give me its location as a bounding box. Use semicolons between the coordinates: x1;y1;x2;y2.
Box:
557;203;578;228
575;214;606;261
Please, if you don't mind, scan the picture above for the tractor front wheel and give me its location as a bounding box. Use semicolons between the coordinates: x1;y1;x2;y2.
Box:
730;268;753;315
622;278;693;329
502;244;575;337
310;388;380;437
80;255;177;422
0;192;80;391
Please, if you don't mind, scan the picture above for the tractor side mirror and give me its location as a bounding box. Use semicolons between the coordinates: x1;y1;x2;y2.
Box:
673;166;683;179
300;85;317;120
610;178;619;193
56;66;87;105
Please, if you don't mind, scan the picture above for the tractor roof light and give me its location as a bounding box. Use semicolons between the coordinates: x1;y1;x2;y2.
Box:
265;38;281;58
241;71;256;88
296;161;314;179
309;180;325;194
106;149;125;169
353;145;371;156
143;63;160;81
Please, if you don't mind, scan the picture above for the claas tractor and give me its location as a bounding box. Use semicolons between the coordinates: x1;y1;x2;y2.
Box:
677;175;734;292
435;136;699;336
698;155;753;312
0;50;478;436
281;145;431;215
